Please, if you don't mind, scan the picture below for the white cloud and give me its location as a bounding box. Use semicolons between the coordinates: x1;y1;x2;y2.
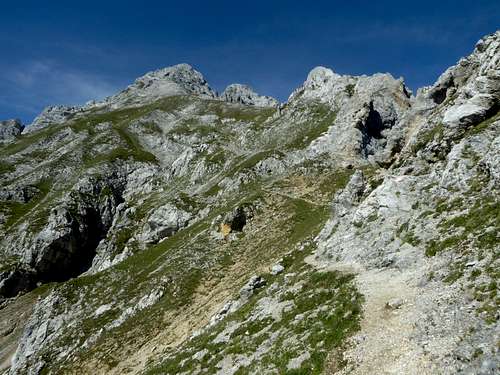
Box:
3;60;118;107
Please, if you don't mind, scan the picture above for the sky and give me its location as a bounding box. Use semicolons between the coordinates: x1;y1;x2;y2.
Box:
0;1;498;124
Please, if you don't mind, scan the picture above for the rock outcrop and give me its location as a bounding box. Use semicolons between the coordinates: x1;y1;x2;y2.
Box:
428;32;499;129
0;119;24;141
221;84;278;107
0;173;126;299
24;106;83;133
138;203;192;244
287;66;411;164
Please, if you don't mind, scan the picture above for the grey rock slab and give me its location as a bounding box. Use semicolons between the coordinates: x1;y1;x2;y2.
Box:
270;264;284;275
0;119;24;140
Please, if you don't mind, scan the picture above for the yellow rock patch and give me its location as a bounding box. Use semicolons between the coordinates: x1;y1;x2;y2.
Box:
220;223;232;237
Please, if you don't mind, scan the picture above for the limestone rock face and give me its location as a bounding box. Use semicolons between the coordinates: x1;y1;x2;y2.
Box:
290;66;342;101
289;66;412;164
102;63;217;109
0;119;24;141
331;170;365;217
0;171;127;297
2;31;500;375
221;84;278;107
428;31;499;128
10;290;64;375
0;185;39;203
24;106;82;133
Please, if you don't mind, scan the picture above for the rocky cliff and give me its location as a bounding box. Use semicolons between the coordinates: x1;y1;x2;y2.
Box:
0;31;498;375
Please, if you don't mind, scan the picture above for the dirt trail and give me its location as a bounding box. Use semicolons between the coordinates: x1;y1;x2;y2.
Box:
305;255;437;375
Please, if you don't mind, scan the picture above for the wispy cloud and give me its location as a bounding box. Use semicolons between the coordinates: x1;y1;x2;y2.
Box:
4;60;117;103
0;60;119;122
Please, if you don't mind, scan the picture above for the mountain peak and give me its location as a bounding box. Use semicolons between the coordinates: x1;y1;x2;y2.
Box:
103;63;216;108
287;65;345;102
305;66;339;86
136;63;214;97
221;83;278;107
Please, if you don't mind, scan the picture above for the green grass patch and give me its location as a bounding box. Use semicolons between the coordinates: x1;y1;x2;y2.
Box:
0;179;53;230
411;123;444;154
146;250;362;375
464;109;500;137
0;160;15;175
283;105;337;151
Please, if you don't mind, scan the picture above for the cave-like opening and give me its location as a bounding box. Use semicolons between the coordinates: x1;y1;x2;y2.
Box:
36;207;107;283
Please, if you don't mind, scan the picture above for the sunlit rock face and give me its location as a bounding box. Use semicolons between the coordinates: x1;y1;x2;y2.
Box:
221;83;279;107
1;32;499;375
0;119;24;140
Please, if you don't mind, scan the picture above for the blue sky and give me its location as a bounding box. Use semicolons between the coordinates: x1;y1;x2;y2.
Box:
1;0;498;123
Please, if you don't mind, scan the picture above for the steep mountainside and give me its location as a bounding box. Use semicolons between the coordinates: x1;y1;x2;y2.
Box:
0;31;498;374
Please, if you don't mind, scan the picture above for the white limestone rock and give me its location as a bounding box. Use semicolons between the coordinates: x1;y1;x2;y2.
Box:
434;31;499;128
443;102;490;128
138;203;192;244
103;63;216;109
270;264;284;275
221;84;278;107
0;119;24;141
331;170;365;217
24;106;82;133
290;65;412;163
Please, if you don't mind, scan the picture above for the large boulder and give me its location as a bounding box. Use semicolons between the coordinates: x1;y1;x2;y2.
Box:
139;203;192;244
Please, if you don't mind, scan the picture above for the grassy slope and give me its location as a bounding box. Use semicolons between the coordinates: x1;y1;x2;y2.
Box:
1;95;362;374
46;167;356;374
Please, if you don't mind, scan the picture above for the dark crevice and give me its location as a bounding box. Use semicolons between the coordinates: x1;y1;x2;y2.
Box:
0;180;125;299
481;102;500;124
0;269;38;299
429;76;454;105
364;104;385;140
430;87;448;105
452;103;500;141
36;207;108;283
402;85;412;99
229;208;247;231
222;205;255;234
359;102;394;157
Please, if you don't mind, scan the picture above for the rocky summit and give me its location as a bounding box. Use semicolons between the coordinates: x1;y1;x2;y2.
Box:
0;31;499;375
